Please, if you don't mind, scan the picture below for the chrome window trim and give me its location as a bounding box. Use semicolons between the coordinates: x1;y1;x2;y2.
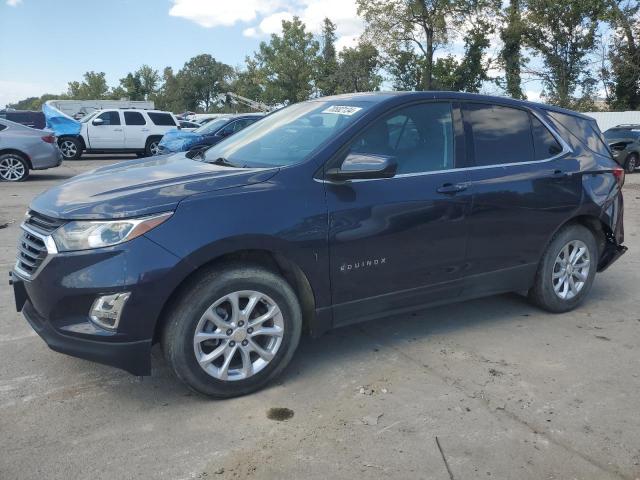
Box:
13;223;58;280
316;106;573;184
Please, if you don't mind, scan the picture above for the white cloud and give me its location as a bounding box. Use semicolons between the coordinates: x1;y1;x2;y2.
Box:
169;0;282;28
170;0;364;51
6;0;23;6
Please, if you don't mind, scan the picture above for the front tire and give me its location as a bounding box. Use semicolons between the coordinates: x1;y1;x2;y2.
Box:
625;153;638;173
0;153;29;182
58;137;82;160
162;264;302;398
528;224;598;313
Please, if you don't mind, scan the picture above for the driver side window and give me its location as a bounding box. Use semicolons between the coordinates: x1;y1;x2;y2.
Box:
349;103;454;175
96;111;120;126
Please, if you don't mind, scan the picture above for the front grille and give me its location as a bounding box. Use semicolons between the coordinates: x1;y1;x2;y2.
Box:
16;231;48;276
15;210;65;278
24;210;65;235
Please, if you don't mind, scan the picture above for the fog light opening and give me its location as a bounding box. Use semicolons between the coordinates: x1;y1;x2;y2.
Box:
89;292;131;331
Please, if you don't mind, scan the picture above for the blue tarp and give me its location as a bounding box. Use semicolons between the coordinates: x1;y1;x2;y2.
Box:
158;129;204;153
43;102;81;136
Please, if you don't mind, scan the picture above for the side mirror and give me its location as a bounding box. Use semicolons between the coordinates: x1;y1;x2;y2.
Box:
92;118;104;126
325;153;397;181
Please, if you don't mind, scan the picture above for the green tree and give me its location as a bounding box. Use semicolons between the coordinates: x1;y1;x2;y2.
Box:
500;0;526;99
155;67;186;112
255;16;320;104
335;41;382;92
67;71;109;99
523;0;605;107
603;0;640;109
385;43;425;90
232;57;266;103
316;18;339;96
7;94;63;110
176;54;234;111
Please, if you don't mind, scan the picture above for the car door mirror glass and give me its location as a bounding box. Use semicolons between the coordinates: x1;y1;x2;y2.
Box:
92;118;104;126
326;153;397;181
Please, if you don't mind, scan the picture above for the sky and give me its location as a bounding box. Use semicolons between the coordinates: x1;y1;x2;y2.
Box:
0;0;544;108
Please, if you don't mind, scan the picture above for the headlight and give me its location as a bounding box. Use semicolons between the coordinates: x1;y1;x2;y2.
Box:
52;212;173;252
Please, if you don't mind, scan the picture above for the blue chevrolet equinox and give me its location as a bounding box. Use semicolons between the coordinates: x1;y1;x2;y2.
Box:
10;92;627;397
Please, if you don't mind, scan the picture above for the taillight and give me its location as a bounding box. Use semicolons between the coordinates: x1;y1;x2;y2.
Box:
41;134;55;144
612;166;625;187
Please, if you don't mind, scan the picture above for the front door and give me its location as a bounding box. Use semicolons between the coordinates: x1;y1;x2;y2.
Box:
87;111;125;149
326;102;471;326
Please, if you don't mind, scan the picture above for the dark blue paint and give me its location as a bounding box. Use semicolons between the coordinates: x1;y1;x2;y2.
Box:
13;91;626;375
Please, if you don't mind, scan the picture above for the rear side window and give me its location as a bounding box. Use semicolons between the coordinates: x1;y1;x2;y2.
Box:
124;111;146;126
465;104;533;165
532;116;562;159
547;111;609;156
96;111;121;126
0;124;6;132
147;112;176;126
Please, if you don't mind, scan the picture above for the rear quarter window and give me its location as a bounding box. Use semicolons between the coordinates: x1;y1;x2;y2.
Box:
546;111;609;157
147;112;177;126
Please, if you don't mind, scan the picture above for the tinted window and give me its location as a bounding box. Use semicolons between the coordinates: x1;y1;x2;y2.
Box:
465;104;533;166
547;112;609;157
96;111;121;126
532;116;562;159
348;103;454;174
124;111;146;125
0;124;6;132
147;112;176;126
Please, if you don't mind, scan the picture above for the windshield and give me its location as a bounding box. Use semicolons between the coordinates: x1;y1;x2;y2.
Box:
79;111;99;123
195;117;232;134
202;100;371;167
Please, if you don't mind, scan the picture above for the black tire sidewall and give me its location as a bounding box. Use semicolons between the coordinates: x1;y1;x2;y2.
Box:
163;266;302;398
145;138;160;157
530;224;598;313
626;154;638;173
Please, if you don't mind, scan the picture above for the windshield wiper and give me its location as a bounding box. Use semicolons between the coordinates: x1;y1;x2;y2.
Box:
210;157;241;168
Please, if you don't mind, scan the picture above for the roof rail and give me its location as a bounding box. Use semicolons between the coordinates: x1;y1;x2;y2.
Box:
614;123;640;128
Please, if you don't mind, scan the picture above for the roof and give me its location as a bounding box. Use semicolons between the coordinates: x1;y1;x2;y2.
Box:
312;91;594;120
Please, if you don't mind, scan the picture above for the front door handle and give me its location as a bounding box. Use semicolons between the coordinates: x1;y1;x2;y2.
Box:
113;128;123;132
437;183;467;194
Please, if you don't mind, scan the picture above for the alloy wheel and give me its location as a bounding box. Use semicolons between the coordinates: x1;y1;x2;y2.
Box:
149;141;160;156
552;240;590;300
0;156;27;181
60;140;77;159
193;290;285;381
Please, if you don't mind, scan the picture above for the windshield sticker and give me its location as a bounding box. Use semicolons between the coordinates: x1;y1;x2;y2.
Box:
322;106;363;116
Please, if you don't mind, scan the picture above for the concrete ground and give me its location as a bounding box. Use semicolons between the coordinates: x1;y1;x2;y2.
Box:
1;157;639;480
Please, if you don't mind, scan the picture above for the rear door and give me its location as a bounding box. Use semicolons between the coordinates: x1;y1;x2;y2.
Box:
123;111;148;149
327;101;472;325
462;102;581;295
86;111;124;149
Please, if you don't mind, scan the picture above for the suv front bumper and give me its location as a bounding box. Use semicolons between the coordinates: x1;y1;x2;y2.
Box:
10;235;184;376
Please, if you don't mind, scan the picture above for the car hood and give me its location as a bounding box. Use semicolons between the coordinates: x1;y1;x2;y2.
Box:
30;153;278;219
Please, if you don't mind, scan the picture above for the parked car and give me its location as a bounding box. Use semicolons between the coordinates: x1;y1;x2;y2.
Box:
178;120;200;131
604;124;640;173
57;109;180;160
11;92;626;398
0;110;46;130
0;119;61;182
157;114;263;155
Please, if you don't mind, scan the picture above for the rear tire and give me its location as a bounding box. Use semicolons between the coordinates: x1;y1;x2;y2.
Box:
0;153;29;182
162;264;302;398
625;153;638;173
145;137;161;157
58;137;82;160
528;224;598;313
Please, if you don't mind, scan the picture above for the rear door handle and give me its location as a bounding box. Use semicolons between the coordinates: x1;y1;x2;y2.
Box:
552;169;570;178
437;183;467;194
114;128;123;132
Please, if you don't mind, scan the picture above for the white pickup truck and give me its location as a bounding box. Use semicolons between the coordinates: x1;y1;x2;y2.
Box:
57;109;180;160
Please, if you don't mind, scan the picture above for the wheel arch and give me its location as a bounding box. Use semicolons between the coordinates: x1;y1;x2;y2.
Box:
0;149;32;169
153;248;319;344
